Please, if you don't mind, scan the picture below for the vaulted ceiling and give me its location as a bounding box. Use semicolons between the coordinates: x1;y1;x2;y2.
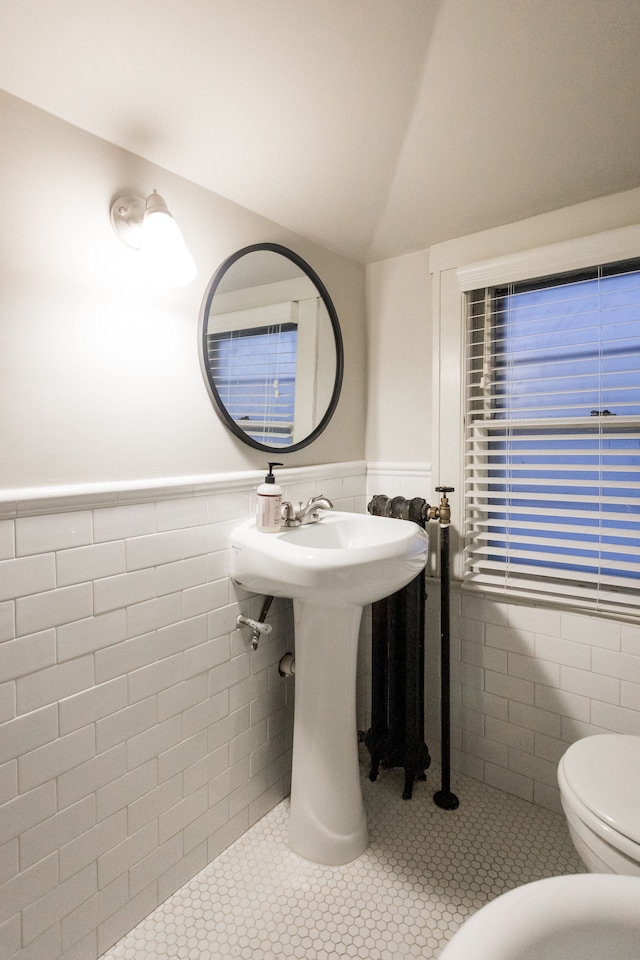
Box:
2;0;640;263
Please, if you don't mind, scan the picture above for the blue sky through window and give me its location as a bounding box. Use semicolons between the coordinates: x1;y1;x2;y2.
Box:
482;263;640;586
495;267;640;419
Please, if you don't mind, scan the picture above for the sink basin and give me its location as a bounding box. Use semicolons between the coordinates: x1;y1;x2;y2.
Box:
229;509;429;866
229;510;428;606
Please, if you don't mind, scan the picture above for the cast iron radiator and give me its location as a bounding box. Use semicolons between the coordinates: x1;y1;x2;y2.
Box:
365;495;431;800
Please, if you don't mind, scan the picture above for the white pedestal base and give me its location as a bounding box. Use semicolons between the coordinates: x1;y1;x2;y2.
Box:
287;599;368;865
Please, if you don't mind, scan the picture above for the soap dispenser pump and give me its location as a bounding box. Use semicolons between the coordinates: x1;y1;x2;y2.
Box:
256;462;284;533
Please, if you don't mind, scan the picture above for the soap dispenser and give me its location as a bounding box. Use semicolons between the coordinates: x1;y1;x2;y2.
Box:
256;462;284;533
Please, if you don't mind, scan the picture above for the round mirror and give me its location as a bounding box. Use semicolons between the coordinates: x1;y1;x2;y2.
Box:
198;243;344;452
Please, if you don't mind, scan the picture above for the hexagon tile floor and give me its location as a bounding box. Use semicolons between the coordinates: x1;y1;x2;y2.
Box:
100;760;583;960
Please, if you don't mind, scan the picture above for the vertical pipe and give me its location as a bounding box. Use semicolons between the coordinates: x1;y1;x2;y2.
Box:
434;511;459;810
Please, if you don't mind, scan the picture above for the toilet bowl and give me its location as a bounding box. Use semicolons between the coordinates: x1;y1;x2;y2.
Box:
558;734;640;876
438;874;640;960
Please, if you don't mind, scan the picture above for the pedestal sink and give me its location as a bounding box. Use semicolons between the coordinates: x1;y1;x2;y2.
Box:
229;510;428;865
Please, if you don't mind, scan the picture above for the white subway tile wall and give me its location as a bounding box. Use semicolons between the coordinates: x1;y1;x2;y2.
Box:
4;459;639;960
0;463;366;960
425;584;640;811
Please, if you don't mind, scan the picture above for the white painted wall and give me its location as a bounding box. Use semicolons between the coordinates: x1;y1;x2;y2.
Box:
365;249;431;465
0;92;366;490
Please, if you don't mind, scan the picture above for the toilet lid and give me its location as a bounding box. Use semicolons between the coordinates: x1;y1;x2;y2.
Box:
561;735;640;844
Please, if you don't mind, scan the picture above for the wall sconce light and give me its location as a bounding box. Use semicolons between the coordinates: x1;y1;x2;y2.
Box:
110;190;197;287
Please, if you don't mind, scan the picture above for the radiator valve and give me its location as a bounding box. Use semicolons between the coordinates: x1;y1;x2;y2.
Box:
435;486;454;526
423;486;454;526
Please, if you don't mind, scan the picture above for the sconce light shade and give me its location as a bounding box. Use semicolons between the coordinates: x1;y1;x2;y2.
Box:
110;190;197;287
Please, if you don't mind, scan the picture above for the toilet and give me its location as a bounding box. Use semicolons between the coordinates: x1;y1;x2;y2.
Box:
558;734;640;876
438;874;640;960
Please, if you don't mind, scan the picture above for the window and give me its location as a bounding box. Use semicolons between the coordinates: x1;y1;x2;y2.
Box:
207;323;298;447
464;258;640;613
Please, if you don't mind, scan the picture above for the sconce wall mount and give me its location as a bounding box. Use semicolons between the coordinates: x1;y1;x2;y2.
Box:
109;190;197;287
110;194;148;249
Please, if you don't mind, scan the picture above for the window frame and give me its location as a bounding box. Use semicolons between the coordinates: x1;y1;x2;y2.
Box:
431;222;640;618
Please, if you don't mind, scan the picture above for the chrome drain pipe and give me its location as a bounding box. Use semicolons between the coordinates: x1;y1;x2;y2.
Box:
278;653;296;677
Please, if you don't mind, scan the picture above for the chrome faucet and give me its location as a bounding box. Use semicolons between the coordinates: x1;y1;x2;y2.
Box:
281;495;334;526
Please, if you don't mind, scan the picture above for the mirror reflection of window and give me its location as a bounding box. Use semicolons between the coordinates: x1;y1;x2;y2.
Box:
208;323;298;447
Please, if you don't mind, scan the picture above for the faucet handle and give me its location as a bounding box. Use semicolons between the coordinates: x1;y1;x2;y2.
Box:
281;501;300;526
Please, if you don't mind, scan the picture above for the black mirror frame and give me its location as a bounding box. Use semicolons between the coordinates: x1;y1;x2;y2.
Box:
198;242;344;453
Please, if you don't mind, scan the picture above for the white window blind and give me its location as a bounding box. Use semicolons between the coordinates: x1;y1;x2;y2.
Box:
207;323;298;448
464;259;640;614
